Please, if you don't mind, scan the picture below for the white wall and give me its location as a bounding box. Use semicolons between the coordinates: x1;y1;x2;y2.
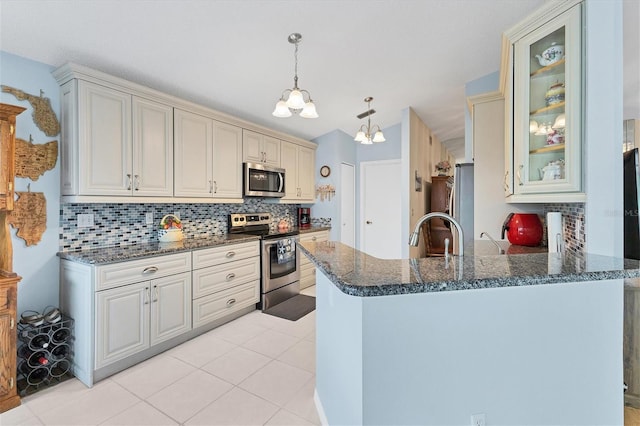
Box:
1;51;61;314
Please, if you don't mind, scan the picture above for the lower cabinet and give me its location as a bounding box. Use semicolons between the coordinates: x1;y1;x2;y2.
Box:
95;272;191;369
299;230;329;289
0;276;20;413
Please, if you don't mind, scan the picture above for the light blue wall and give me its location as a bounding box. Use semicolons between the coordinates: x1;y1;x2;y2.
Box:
464;71;499;162
312;124;401;247
0;51;61;315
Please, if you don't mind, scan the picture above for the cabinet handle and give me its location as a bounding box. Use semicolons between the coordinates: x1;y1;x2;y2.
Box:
144;287;150;305
142;266;159;275
126;174;132;190
213;180;218;194
262;152;266;162
9;377;14;389
226;273;236;281
504;171;510;192
209;180;213;194
225;251;236;258
10;318;14;329
366;220;372;224
134;174;140;191
311;236;317;241
153;285;158;302
226;298;236;307
517;165;524;186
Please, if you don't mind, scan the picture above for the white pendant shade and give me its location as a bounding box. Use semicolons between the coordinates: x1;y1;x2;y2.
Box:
373;131;386;142
272;100;292;117
286;89;306;109
300;101;318;118
354;97;385;145
354;131;366;142
361;138;373;145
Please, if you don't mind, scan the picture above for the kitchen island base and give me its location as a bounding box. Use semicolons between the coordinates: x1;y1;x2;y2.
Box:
315;272;623;425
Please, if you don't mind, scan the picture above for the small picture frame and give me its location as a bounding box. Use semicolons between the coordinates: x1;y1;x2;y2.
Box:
320;165;331;177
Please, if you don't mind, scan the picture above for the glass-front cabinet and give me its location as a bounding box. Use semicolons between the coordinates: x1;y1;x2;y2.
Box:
505;1;584;202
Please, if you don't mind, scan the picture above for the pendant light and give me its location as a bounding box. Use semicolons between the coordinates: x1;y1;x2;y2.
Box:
354;97;385;144
272;33;318;119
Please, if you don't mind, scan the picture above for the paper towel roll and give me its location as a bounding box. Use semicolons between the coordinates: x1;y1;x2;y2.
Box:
547;212;563;253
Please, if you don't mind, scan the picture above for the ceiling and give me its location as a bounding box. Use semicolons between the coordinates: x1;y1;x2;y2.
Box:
0;0;637;153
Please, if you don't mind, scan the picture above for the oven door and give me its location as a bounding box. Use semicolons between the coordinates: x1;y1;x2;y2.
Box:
244;162;285;197
262;237;299;293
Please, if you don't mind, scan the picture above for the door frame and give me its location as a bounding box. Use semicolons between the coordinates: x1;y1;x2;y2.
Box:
340;162;355;247
359;159;402;255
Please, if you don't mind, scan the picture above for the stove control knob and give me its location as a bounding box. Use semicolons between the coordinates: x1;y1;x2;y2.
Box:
239;217;245;222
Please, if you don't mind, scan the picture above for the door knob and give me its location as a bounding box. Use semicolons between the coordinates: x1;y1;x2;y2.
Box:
366;220;372;224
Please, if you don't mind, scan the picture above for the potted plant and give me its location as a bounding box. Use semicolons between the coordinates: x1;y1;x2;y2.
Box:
435;160;451;176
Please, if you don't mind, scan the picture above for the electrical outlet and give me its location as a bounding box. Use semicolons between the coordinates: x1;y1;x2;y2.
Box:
173;211;181;220
146;212;154;225
575;219;582;240
77;213;94;228
471;413;486;426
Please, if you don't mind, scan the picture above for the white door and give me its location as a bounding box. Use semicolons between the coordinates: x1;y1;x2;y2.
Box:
150;273;191;346
340;163;355;247
212;121;242;199
174;109;213;197
360;160;402;259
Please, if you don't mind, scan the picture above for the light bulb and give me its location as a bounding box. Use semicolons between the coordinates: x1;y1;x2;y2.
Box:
354;131;366;142
300;101;318;118
272;100;292;118
373;131;386;142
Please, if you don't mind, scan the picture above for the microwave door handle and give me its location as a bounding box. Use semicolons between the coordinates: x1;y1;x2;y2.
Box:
278;173;284;192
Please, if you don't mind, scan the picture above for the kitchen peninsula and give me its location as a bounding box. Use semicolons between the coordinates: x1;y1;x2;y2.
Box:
298;241;640;425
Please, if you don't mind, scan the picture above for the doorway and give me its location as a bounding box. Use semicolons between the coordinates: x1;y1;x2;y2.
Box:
360;160;402;259
340;163;355;247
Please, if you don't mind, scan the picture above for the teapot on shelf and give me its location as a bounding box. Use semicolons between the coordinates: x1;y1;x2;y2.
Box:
535;42;564;66
539;160;565;181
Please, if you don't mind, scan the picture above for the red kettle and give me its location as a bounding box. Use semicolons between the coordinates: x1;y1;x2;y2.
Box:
501;213;543;246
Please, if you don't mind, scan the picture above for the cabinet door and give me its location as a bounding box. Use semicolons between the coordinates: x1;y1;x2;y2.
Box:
150;273;191;346
78;81;132;196
280;142;299;200
512;4;581;195
96;282;150;369
212;121;243;199
242;129;263;164
262;135;281;166
0;311;14;404
132;97;173;196
174;109;213;197
297;145;315;201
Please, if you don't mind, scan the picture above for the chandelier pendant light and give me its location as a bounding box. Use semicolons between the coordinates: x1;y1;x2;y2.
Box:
272;33;318;119
354;97;385;144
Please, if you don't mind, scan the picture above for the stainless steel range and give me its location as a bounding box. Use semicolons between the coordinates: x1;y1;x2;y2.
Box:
228;213;300;310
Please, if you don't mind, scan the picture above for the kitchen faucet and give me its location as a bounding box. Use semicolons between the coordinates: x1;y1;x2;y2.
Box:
480;231;505;254
409;212;464;256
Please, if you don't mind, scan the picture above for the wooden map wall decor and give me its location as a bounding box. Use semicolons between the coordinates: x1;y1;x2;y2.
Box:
1;85;60;137
15;136;58;181
7;189;46;246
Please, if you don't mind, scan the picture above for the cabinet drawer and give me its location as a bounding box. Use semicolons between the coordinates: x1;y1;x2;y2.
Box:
299;230;329;243
192;257;260;299
96;253;191;291
192;241;259;269
192;281;259;329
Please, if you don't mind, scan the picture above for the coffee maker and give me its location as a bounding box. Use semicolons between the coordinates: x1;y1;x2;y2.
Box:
298;208;311;229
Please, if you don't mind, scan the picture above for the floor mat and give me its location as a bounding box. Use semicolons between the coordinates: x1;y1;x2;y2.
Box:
263;294;316;321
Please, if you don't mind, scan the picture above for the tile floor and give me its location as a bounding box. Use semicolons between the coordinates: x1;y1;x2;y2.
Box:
0;287;319;426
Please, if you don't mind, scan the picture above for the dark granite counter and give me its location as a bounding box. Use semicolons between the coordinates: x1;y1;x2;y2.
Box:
58;234;260;265
298;241;640;297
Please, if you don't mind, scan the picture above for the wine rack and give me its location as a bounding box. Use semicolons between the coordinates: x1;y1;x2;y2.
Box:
16;314;74;396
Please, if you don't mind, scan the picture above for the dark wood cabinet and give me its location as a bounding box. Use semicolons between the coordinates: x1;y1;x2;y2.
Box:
424;176;453;256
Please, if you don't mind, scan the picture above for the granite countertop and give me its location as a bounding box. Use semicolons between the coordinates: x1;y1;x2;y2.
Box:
58;234;260;265
298;241;640;297
299;226;331;234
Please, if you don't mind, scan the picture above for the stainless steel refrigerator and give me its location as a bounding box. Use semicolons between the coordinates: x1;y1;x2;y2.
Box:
624;148;640;259
452;163;474;251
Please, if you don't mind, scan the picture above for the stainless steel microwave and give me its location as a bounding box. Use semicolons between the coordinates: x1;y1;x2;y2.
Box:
244;162;286;197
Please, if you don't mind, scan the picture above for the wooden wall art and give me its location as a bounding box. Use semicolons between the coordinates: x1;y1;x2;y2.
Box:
15;136;58;181
1;85;60;136
7;189;47;246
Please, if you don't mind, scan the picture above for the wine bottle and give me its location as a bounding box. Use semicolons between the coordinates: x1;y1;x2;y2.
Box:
50;343;70;359
19;362;47;385
28;333;50;350
18;346;49;368
51;327;70;344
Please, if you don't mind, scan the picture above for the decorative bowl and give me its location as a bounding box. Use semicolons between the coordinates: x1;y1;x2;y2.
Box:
158;214;184;242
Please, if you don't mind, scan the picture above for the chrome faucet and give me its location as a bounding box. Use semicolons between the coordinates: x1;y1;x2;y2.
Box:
480;231;505;254
409;212;464;256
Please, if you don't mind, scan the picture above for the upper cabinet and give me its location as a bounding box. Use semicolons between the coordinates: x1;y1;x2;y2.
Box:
60;80;173;197
54;63;315;203
280;141;315;203
0;104;25;212
502;1;584;202
242;130;280;166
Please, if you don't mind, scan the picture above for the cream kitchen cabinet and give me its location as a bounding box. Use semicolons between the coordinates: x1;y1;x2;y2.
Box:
191;241;260;329
60;252;192;386
280;141;315;202
242;129;280;166
174;108;242;200
58;79;173;197
502;1;584;202
299;230;329;289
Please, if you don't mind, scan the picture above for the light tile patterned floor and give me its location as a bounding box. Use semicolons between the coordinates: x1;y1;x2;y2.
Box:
0;287;319;426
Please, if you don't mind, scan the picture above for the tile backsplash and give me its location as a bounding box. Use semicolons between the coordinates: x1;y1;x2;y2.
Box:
60;199;301;251
543;202;585;257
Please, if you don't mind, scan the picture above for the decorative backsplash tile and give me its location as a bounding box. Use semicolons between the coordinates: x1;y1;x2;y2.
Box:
543;203;585;257
60;199;300;251
311;217;332;227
